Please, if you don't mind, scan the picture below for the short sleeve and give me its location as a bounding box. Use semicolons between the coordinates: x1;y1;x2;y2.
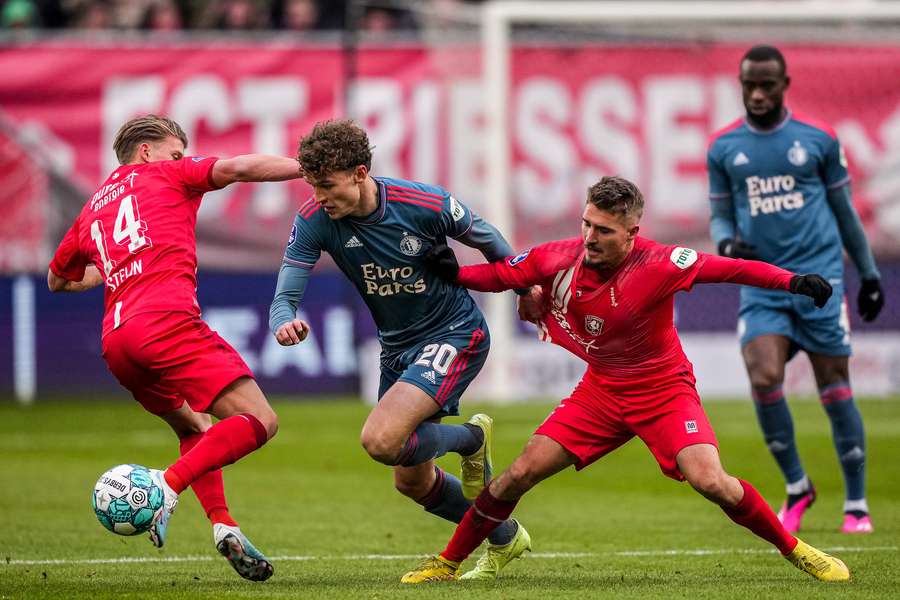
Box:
283;210;322;268
822;136;851;190
49;220;87;281
707;147;732;201
166;157;220;193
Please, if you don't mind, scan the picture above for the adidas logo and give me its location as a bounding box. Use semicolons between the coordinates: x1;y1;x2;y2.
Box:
421;370;437;384
733;152;750;166
345;236;363;248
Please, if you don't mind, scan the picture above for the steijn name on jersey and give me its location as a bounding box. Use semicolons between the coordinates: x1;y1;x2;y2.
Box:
745;174;804;217
360;262;426;296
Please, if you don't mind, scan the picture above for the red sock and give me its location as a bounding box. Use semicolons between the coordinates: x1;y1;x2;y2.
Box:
722;479;798;555
164;414;268;494
441;487;519;563
179;433;238;527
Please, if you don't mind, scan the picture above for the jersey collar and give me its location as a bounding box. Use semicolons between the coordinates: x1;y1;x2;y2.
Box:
744;108;792;135
350;177;387;225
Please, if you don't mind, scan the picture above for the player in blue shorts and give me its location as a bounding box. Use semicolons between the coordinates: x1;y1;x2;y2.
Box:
708;46;885;534
269;120;533;578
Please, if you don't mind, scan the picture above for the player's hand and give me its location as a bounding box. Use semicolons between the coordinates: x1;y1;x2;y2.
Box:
858;278;884;322
275;319;310;346
424;244;460;281
790;274;833;309
718;238;760;261
517;285;546;323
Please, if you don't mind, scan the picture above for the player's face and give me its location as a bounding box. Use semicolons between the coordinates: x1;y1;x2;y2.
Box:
138;136;185;163
581;203;639;271
306;166;368;219
740;59;789;125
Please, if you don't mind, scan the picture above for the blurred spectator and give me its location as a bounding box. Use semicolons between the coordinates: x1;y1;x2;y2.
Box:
71;0;111;29
200;0;270;30
279;0;317;31
1;0;40;28
140;0;183;31
361;5;417;33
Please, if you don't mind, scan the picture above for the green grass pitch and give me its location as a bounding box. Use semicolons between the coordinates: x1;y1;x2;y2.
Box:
1;397;898;599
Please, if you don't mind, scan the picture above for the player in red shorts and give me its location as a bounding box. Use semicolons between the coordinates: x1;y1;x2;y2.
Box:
400;175;849;584
48;115;303;581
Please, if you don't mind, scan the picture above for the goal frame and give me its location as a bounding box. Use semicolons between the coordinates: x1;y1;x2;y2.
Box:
479;0;900;400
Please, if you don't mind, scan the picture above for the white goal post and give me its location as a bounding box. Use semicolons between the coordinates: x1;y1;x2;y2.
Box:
479;1;900;401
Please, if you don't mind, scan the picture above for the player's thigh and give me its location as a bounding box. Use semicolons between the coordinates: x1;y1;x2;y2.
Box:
102;319;185;416
740;334;792;389
532;375;632;472
156;316;260;416
794;288;852;366
362;381;444;455
628;385;719;482
493;434;578;500
395;320;490;419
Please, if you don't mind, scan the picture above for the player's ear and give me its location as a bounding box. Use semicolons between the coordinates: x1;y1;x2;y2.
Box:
353;164;368;183
783;75;791;90
137;142;152;163
627;224;640;239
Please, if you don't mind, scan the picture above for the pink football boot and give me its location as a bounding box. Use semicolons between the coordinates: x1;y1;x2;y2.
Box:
777;487;816;533
841;513;874;534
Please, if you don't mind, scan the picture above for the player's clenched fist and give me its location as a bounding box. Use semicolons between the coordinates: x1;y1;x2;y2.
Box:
275;319;311;346
789;274;832;308
424;244;460;281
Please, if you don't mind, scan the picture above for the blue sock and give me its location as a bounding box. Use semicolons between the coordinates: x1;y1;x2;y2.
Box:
418;467;518;546
820;383;866;502
397;422;480;467
752;386;806;486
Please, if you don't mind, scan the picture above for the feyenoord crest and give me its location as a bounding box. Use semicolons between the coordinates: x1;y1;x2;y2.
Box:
399;234;423;256
584;315;604;336
787;140;808;166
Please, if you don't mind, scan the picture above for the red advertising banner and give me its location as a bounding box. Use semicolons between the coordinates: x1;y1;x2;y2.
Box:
1;42;898;272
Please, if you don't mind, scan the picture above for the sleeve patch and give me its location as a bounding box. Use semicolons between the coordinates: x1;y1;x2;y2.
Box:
191;156;206;162
508;249;531;266
670;247;698;270
839;144;848;168
288;224;297;246
450;196;465;222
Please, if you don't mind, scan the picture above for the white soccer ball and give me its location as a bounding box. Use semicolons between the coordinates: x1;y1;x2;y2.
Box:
92;464;164;536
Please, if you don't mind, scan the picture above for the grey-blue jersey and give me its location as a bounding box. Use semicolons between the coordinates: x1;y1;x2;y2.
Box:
272;176;516;350
707;111;850;281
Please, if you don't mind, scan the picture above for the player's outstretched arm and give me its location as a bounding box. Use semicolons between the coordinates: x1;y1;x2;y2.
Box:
211;155;302;188
47;264;102;293
424;244;540;293
694;254;832;308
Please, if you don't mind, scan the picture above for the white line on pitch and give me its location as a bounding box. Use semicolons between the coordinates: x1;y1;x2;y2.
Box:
4;546;896;567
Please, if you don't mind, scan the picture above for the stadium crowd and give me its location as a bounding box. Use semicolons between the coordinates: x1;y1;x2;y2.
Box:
0;0;480;31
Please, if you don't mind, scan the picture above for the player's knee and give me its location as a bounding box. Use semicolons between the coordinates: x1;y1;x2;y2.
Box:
749;368;783;392
360;431;402;465
686;468;729;502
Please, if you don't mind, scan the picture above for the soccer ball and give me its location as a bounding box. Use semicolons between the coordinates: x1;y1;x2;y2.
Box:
92;464;164;535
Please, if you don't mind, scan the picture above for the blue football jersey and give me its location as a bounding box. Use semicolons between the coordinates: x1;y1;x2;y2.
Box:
707;111;850;280
284;176;508;350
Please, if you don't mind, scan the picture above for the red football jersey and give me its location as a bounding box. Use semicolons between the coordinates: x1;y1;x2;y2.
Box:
457;236;793;389
50;157;219;337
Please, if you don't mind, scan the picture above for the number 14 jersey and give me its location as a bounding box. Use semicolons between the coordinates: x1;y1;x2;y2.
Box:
49;157;220;337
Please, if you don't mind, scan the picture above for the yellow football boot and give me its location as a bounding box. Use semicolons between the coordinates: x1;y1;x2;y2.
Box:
785;539;850;582
461;413;493;500
459;520;532;580
400;555;460;583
